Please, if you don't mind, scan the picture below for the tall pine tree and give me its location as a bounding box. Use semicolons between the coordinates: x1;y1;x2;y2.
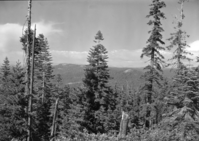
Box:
140;0;166;128
167;0;192;72
0;60;27;140
32;34;54;141
163;68;199;140
163;1;199;140
82;31;112;133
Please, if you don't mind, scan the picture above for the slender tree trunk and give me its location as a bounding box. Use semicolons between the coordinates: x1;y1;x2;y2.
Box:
26;0;32;141
177;1;184;71
51;98;59;141
149;48;154;104
181;1;184;22
177;46;181;71
145;48;155;128
42;72;45;104
27;25;36;141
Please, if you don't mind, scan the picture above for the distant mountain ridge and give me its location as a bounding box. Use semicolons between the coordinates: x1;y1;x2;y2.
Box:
53;63;174;89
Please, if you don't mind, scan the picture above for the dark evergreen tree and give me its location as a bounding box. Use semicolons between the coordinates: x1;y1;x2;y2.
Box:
61;87;87;137
9;61;27;140
162;1;199;140
0;61;26;141
102;84;121;134
0;57;11;114
56;84;71;138
153;78;169;124
167;0;192;72
33;34;54;141
140;0;166;128
0;57;11;81
50;74;67;140
163;68;199;140
20;32;54;140
165;0;192;125
82;31;112;133
0;57;12;96
0;57;12;141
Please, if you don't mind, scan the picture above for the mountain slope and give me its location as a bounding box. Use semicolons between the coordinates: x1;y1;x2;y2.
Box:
53;63;174;89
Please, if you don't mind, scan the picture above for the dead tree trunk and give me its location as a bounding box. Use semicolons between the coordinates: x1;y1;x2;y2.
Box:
42;72;45;104
119;111;129;138
27;25;36;141
26;0;32;141
51;98;59;141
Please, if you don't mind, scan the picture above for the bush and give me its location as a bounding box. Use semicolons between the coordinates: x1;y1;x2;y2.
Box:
58;126;199;141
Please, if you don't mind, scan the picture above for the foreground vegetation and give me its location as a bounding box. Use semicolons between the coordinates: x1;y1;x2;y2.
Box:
0;0;199;141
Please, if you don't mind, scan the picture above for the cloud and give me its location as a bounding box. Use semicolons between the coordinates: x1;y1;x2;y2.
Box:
107;41;199;68
108;49;145;67
0;21;62;52
107;49;174;68
186;40;199;63
0;51;25;65
0;22;148;68
0;21;62;64
0;23;22;53
187;40;199;55
32;20;63;36
49;49;145;67
51;49;172;68
50;50;88;65
50;49;146;68
182;40;199;61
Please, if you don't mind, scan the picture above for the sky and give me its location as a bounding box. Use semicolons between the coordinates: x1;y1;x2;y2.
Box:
0;0;199;68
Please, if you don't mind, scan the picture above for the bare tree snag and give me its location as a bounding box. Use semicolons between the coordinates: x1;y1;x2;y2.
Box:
42;72;45;104
119;111;129;138
51;98;59;141
27;25;36;141
26;0;32;141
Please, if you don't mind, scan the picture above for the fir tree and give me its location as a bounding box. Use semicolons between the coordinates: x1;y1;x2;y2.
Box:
0;57;12;95
166;0;192;123
20;32;54;140
9;61;27;140
82;31;112;133
57;84;71;138
153;79;169;124
0;57;10;80
0;57;12;107
167;0;192;72
162;1;199;140
102;84;121;134
33;34;54;141
163;68;199;140
51;74;66;140
0;61;26;140
0;57;12;141
62;87;86;137
140;0;166;128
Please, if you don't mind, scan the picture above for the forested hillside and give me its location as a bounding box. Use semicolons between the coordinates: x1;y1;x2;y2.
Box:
53;63;174;88
0;0;199;141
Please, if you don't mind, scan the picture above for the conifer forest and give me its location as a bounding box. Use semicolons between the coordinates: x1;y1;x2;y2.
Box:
1;0;199;141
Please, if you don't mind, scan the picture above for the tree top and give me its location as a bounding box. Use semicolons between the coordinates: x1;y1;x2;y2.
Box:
95;31;104;41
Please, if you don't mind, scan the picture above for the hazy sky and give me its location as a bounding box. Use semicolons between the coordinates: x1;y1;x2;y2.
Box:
0;0;198;67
